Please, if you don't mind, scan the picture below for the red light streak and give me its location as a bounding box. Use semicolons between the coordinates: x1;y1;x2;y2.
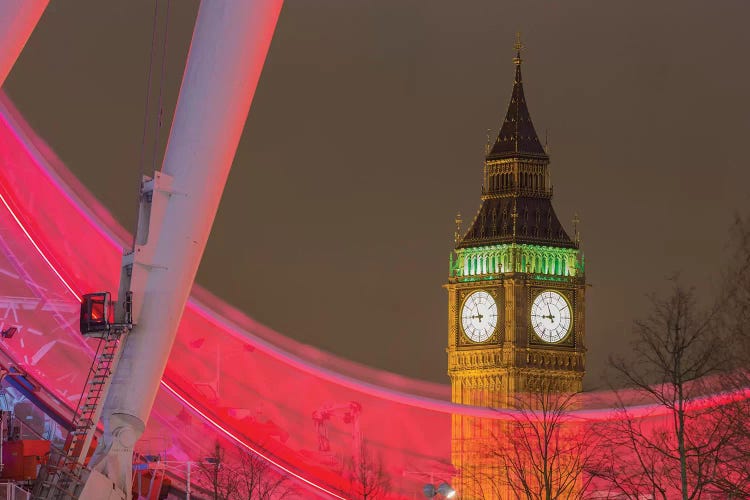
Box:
160;380;347;499
0;102;125;250
0;142;348;499
2;91;750;498
0;190;79;301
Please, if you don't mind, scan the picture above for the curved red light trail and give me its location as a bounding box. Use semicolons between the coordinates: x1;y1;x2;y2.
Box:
0;164;346;498
0;191;79;301
0;92;747;498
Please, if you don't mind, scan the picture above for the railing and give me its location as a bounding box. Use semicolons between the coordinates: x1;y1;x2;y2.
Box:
0;482;31;500
481;186;553;199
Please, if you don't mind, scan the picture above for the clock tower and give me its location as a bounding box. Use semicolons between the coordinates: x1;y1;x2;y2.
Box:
447;39;586;497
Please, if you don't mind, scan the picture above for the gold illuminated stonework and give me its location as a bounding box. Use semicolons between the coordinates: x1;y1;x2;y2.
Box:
447;38;586;499
446;279;585;405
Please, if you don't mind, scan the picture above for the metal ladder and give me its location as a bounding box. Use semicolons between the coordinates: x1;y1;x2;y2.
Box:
34;327;128;499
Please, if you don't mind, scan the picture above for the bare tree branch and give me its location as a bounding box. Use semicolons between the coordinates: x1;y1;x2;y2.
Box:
467;389;599;500
346;440;390;499
601;282;738;499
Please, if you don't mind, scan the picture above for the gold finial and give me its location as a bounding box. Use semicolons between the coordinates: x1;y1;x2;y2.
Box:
454;212;463;245
511;201;519;237
485;128;492;155
573;213;580;245
513;32;523;66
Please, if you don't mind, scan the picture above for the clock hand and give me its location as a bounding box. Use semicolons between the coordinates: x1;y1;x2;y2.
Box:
533;313;555;322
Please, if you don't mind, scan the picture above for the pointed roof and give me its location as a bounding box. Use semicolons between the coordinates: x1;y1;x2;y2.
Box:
457;196;576;249
486;42;547;160
457;37;575;250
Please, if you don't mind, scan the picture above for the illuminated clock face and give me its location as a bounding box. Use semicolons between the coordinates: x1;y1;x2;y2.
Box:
461;291;498;343
530;290;572;343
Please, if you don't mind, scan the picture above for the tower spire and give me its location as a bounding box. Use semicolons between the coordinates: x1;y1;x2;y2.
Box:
513;31;522;67
486;33;546;160
456;37;575;250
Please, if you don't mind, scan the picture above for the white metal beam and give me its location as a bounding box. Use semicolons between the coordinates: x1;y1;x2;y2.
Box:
81;1;284;497
0;0;48;88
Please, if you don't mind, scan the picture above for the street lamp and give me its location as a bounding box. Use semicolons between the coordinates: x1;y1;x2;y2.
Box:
423;482;456;498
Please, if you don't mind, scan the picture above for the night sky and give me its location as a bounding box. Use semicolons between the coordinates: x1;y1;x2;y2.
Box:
5;1;750;389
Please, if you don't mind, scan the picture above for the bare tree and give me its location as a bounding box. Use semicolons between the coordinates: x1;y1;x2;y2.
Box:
600;283;733;499
234;446;291;500
489;389;598;500
724;212;750;352
711;212;750;497
197;441;241;500
346;440;390;500
458;461;503;500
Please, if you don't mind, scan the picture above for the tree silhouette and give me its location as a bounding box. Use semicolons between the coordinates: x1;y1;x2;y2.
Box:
234;445;291;500
599;283;733;499
197;441;240;500
490;389;597;500
346;440;390;499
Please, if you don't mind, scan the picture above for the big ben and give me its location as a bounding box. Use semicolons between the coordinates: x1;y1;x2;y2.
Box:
447;37;586;497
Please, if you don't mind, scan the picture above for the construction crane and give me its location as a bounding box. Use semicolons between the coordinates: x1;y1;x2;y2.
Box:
312;401;362;463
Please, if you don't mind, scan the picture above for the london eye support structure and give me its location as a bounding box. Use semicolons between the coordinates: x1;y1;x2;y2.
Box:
70;1;284;498
0;1;49;89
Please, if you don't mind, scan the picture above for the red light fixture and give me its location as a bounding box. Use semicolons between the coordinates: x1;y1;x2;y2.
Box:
79;292;113;336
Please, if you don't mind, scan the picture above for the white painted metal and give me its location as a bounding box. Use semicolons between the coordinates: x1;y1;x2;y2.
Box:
81;1;284;498
77;470;126;500
0;0;48;88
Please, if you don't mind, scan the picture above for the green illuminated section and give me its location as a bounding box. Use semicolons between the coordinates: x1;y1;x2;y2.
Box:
450;244;583;279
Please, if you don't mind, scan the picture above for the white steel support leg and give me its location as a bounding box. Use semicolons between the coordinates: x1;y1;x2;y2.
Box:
0;0;48;88
82;1;283;498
